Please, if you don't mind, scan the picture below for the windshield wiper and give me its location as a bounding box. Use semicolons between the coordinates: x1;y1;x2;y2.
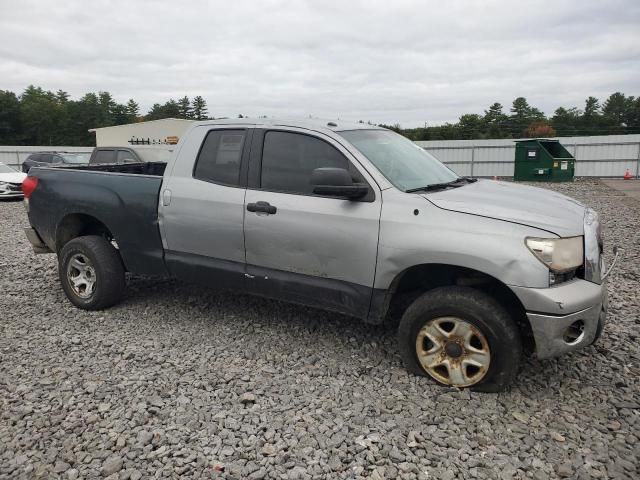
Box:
406;176;477;193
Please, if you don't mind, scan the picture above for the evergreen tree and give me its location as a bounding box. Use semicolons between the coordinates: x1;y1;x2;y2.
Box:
510;97;531;118
483;102;508;138
0;90;21;144
70;92;103;145
627;97;640;131
112;103;131;125
602;92;628;126
509;97;544;136
20;85;61;144
584;96;600;118
1;86;639;145
55;90;70;103
178;96;192;119
551;107;581;136
98;91;116;126
458;114;483;139
146;103;165;121
192;96;208;120
162;99;180;118
126;99;140;120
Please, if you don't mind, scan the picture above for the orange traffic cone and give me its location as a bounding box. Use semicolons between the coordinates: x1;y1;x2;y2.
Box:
623;169;633;180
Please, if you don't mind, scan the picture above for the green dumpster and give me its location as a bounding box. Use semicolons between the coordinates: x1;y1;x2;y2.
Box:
513;139;575;182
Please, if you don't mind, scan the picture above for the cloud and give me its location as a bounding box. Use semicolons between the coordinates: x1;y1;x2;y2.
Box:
0;0;638;126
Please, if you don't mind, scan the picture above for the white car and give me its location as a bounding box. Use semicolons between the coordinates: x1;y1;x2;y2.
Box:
0;162;27;199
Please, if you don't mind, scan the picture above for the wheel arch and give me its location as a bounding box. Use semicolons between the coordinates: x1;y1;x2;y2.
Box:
55;213;117;253
370;263;535;355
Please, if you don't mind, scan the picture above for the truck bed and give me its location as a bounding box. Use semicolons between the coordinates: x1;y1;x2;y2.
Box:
56;161;167;176
27;163;169;276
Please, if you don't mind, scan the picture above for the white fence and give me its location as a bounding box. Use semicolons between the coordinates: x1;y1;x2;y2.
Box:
0;146;94;169
416;134;640;178
3;134;640;178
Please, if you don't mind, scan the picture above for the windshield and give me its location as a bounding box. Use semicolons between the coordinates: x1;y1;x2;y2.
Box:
60;154;88;164
0;163;17;173
338;129;458;191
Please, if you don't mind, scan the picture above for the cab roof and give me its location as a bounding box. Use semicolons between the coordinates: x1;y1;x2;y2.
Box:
191;117;385;134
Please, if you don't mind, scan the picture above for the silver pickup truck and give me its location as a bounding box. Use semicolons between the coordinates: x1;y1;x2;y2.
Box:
23;118;614;391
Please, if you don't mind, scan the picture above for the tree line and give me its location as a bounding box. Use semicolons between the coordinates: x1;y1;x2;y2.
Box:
0;86;210;146
379;93;640;141
0;86;638;146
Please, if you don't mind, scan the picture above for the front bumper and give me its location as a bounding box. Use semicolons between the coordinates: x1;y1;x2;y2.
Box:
0;192;23;199
511;279;608;359
0;183;23;199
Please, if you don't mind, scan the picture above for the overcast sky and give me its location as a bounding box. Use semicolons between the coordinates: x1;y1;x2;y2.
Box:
1;0;638;127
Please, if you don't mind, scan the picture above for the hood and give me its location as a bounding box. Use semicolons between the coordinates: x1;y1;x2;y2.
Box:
0;172;26;184
422;179;585;237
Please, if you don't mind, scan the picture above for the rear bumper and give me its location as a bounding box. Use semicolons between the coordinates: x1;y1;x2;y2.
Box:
510;279;608;359
24;227;53;254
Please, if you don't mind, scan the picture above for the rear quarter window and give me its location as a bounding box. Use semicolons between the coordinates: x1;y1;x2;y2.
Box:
193;129;246;186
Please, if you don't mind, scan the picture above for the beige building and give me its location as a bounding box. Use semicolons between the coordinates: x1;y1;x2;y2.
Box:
89;118;195;147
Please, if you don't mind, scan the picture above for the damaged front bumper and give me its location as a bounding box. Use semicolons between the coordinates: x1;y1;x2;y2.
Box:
511;279;608;359
511;207;617;359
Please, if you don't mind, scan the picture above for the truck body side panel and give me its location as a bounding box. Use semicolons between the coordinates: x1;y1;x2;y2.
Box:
28;167;168;276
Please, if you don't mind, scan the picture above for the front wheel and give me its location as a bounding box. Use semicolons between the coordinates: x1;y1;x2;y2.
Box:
398;286;522;392
58;235;125;310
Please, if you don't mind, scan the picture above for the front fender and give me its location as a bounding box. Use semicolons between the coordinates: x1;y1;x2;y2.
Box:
375;191;552;290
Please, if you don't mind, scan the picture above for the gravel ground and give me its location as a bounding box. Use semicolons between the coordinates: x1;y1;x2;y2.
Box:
1;179;638;480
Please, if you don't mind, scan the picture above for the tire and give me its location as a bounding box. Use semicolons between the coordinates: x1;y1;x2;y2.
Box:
58;235;125;310
398;286;522;392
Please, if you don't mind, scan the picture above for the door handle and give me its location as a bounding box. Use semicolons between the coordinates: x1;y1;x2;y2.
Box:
247;201;277;214
162;189;172;206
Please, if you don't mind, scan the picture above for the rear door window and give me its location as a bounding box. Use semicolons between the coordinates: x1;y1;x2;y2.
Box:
193;129;246;186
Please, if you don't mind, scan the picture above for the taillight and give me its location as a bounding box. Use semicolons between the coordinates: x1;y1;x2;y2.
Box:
22;176;39;198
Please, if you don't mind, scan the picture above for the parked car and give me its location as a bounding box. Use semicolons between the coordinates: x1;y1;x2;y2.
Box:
88;146;173;165
89;147;143;165
22;152;89;173
22;119;616;391
0;162;27;199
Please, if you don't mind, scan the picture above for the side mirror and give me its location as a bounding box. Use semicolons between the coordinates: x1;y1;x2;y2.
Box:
311;167;369;199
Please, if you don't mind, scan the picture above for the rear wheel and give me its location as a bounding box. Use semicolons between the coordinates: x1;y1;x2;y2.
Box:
398;286;522;392
58;235;125;310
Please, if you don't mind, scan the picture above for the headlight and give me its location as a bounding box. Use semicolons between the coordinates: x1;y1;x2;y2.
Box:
525;236;583;273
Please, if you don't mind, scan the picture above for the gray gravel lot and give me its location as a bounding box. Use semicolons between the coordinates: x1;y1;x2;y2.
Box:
1;179;639;480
